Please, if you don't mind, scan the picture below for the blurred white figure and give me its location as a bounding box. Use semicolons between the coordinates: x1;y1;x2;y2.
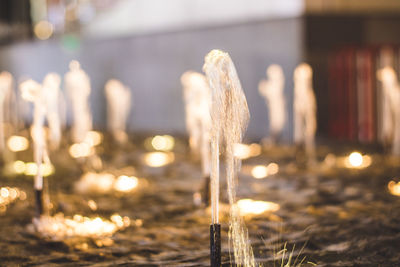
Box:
181;71;212;174
0;72;14;151
64;60;92;143
377;67;400;155
20;79;51;215
105;79;131;144
42;73;62;150
293;63;317;158
181;71;212;205
258;64;286;142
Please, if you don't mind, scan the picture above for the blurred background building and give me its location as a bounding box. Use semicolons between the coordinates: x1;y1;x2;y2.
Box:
1;0;400;142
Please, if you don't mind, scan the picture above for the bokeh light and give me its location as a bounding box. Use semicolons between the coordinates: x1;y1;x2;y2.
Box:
348;152;363;167
251;163;279;179
233;143;261;160
151;135;175;151
7;135;29;152
345;152;371;169
24;162;54;176
143;152;174;167
69;143;93;158
34;20;54;40
114;175;139;192
237;199;280;216
388;180;400;196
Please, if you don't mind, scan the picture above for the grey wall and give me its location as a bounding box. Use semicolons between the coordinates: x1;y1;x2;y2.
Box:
0;18;303;141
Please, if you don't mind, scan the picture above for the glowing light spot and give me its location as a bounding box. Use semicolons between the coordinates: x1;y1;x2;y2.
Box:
233;143;261;160
0;187;26;210
84;131;103;147
25;163;41;176
348;152;363;167
7;136;29;152
8;188;17;199
25;162;37;176
95;238;114;247
237;199;280;216
13;161;26;174
362;155;372;167
345;152;371;169
114;175;139;192
110;214;124;228
87;200;97;211
267;162;279;175
42;163;55;176
76;172;142;194
251;165;268;179
75;172;115;194
134;219;143;227
0;188;9;198
34;213;130;239
69;143;93;158
111;214;123;227
234;143;251;159
251;162;279;179
34;20;54;40
388;181;400;196
151;135;175;151
24;162;54;176
144;152;174;167
249;143;262;157
97;173;115;192
69;131;102;158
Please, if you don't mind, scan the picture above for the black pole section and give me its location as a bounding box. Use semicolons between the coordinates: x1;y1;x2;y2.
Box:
210;223;221;267
202;175;211;206
34;189;43;217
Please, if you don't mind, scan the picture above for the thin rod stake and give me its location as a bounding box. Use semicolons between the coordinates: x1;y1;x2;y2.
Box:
34;189;44;217
210;223;221;267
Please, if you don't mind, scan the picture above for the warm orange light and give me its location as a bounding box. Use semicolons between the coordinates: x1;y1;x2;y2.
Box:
249;143;262;157
7;136;29;152
237;199;280;216
233;143;251;159
76;172;143;194
24;162;54;176
114;175;139;192
233;143;261;160
0;187;26;212
345;152;371;169
266;162;279;175
110;214;131;228
69;143;93;158
84;131;103;147
251;162;279;179
348;152;363;167
75;172;115;193
151;135;175;151
251;165;268;179
34;20;54;40
34;213;131;239
143;152;174;167
69;131;102;158
388;181;400;196
87;200;97;211
12;161;26;174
